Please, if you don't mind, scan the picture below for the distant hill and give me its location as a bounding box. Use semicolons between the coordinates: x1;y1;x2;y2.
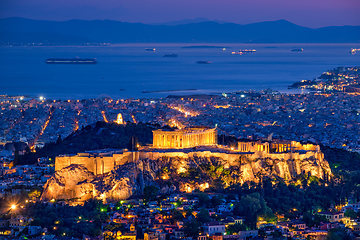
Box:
151;18;229;26
0;17;359;44
20;122;157;165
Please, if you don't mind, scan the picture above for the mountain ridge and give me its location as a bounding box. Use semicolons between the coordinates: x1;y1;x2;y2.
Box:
0;17;359;43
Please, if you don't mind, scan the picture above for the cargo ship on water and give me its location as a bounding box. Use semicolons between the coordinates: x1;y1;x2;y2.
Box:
145;48;156;51
232;49;256;55
291;48;303;52
46;58;97;64
239;49;256;52
163;53;178;57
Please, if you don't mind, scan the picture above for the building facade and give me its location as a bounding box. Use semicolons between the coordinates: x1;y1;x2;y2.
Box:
318;212;344;222
152;127;217;149
203;222;226;236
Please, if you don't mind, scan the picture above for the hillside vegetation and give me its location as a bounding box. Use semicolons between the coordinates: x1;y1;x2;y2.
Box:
21;121;156;165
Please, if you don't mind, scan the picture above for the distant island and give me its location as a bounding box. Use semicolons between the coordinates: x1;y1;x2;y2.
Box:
0;17;359;44
142;89;197;93
182;45;227;48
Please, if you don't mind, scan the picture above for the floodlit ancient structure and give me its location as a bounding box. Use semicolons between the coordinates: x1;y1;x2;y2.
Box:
152;127;217;149
55;150;138;175
55;128;323;176
45;127;332;202
238;139;319;153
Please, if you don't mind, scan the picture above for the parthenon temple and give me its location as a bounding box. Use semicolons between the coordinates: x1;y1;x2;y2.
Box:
152;127;217;149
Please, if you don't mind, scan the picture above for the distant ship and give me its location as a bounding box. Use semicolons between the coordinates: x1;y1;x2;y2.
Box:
163;53;178;57
239;49;256;52
231;51;246;55
196;61;212;64
291;48;303;52
350;48;360;54
145;48;156;51
46;58;97;64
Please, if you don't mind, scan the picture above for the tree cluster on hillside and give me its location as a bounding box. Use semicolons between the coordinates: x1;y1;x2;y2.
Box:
25;199;108;238
18;122;158;165
321;145;360;171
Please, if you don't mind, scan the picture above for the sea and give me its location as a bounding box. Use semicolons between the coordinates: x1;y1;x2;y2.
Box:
0;43;359;100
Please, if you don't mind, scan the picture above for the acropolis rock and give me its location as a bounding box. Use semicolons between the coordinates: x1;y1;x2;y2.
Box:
41;127;332;202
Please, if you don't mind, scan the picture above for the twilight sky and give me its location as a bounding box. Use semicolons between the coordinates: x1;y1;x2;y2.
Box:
1;0;359;28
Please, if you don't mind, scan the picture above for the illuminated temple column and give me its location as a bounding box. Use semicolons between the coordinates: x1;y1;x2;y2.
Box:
156;134;160;147
154;134;157;147
188;134;191;147
188;134;191;148
192;134;194;147
176;134;179;148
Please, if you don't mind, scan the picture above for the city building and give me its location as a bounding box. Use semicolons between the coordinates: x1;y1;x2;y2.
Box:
203;222;226;236
318;212;344;222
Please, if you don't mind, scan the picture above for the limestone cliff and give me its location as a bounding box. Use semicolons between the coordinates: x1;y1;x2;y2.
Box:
41;154;332;202
41;162;158;202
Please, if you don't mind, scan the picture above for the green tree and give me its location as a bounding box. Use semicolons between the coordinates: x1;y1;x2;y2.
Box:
196;208;211;223
171;209;184;222
28;189;42;201
143;185;159;202
210;195;224;208
326;228;351;240
226;224;247;235
196;193;210;207
211;179;225;192
233;193;267;229
184;220;202;239
303;213;328;227
344;209;357;219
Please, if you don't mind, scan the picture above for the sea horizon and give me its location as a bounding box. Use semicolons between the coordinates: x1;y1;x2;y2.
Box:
1;43;359;100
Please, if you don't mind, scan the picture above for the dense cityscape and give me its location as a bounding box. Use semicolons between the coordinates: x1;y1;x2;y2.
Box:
3;0;360;235
0;65;359;240
1;66;360;152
